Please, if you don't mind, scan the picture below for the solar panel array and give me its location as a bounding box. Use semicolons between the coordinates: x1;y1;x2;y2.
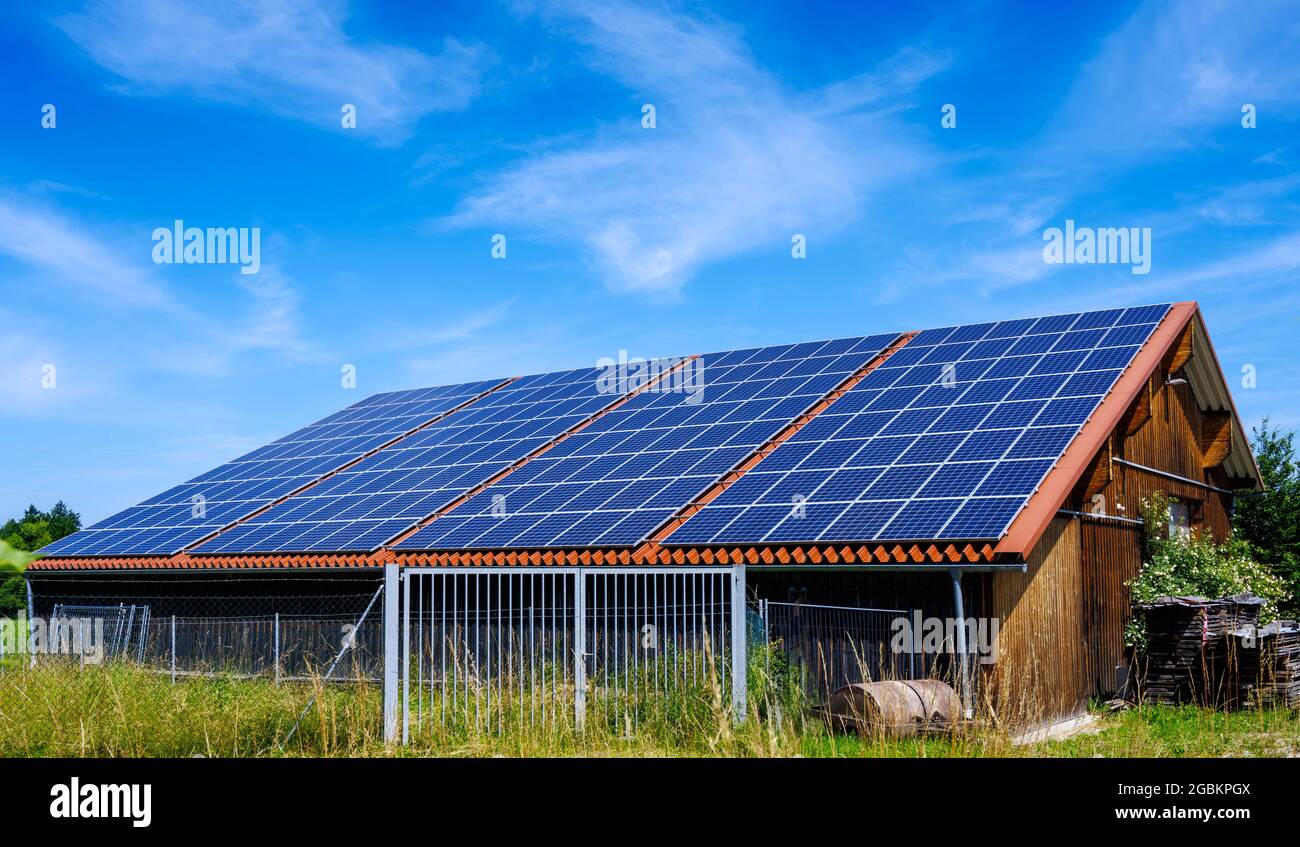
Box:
40;379;506;557
197;367;642;553
43;303;1173;559
664;304;1169;545
394;334;900;550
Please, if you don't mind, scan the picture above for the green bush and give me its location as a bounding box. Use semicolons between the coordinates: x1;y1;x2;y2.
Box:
1125;492;1291;647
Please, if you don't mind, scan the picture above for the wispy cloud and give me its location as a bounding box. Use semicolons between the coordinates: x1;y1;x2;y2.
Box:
872;0;1300;308
442;1;947;295
1131;232;1300;295
1054;0;1300;154
373;298;517;351
56;0;493;144
0;190;320;381
0;192;179;312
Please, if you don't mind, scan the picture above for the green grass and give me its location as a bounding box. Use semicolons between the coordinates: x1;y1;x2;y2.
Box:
799;706;1300;758
0;618;29;671
1044;705;1300;758
0;662;1296;757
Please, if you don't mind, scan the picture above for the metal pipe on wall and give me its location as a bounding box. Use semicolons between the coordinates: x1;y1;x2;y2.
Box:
948;568;971;720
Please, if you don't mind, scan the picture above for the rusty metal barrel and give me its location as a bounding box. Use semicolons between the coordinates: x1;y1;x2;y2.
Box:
823;680;961;737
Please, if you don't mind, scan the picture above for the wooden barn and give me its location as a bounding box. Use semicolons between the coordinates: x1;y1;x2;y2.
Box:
27;301;1260;727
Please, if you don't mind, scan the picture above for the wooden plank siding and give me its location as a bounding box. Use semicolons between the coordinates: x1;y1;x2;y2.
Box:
985;516;1090;722
1073;371;1234;541
1079;518;1143;696
1011;357;1240;720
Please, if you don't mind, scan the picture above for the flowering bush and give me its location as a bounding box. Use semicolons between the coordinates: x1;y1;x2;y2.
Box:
1125;492;1290;647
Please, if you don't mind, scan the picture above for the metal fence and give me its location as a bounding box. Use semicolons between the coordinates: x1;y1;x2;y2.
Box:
50;603;151;661
398;566;745;742
2;570;984;742
6;574;384;683
7;568;746;745
755;600;919;701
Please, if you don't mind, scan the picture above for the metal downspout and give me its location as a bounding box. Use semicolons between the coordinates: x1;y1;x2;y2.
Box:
949;568;972;720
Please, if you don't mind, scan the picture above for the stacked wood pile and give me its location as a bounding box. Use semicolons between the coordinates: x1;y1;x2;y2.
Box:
1135;595;1264;706
1233;621;1300;708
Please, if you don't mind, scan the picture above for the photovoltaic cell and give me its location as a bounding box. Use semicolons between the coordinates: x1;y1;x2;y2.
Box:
196;366;645;554
39;379;507;557
394;333;900;550
665;304;1170;545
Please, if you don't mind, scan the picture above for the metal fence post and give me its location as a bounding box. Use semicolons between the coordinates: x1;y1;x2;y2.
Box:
382;563;400;744
401;569;411;745
730;564;747;723
26;580;36;668
574;569;587;734
273;612;281;685
170;615;176;684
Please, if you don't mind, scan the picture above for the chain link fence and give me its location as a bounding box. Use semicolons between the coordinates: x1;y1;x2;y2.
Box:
753;599;977;706
2;572;383;681
755;600;911;701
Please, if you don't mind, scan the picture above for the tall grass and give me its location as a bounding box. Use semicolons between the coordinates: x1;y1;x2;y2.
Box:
0;662;381;757
0;658;1295;758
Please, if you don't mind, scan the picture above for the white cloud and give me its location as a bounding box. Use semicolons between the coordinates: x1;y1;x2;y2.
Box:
56;0;493;144
442;1;946;294
1142;232;1300;293
0;190;320;381
1056;0;1300;152
0;193;179;312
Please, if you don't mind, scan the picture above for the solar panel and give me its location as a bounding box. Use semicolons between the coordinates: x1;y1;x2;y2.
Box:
196;366;646;553
39;379;506;557
394;333;901;550
665;304;1170;545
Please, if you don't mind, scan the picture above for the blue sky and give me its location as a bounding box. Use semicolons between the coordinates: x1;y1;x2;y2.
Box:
1;0;1297;525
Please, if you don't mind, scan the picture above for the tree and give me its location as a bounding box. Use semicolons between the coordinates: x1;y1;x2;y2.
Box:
1233;419;1300;616
0;502;82;615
